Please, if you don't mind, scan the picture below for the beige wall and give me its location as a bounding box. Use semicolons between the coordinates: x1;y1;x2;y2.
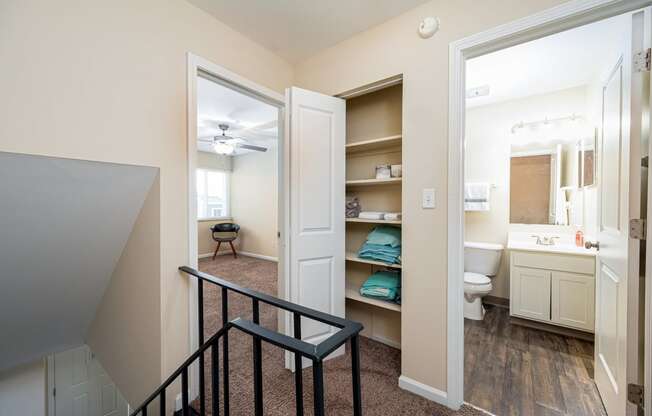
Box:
465;86;591;299
294;0;566;392
0;359;46;416
196;149;277;259
230;148;278;258
198;150;232;172
87;175;161;406
0;0;293;404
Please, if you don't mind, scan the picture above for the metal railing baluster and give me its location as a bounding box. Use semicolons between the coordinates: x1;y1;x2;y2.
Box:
351;335;362;416
181;368;189;416
252;299;263;416
293;312;304;416
221;287;230;415
159;389;165;416
198;279;205;415
211;340;220;416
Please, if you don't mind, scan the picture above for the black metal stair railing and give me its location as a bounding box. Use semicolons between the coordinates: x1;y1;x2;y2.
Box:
128;266;364;416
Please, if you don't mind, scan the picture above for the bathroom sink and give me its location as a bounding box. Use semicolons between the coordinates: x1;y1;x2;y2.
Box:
507;239;597;256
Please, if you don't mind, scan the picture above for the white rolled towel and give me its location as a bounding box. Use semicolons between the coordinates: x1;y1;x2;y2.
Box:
358;211;385;220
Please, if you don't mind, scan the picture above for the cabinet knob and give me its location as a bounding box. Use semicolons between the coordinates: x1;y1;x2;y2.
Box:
585;240;600;250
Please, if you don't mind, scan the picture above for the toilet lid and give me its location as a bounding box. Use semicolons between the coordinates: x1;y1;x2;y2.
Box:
464;272;490;285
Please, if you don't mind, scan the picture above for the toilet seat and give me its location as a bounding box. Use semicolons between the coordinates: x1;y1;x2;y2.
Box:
464;272;490;285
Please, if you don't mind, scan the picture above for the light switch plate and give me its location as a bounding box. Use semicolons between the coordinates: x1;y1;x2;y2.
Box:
422;188;435;209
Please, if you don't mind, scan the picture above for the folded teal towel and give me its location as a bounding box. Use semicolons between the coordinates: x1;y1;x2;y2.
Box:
366;225;401;248
360;271;401;301
358;242;401;264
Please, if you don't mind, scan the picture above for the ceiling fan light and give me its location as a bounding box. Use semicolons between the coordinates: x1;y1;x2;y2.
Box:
213;141;235;155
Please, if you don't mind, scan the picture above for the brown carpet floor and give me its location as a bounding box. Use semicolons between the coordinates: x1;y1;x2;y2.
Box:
197;256;484;416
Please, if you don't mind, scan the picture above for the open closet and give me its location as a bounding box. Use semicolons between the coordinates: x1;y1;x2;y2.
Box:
342;80;403;349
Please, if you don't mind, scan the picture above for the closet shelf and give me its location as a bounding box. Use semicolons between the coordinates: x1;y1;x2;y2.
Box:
345;282;401;312
346;218;402;225
346;177;402;187
346;252;402;269
345;135;402;154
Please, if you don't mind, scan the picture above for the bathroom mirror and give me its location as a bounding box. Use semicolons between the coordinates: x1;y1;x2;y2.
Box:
577;131;596;188
509;143;579;226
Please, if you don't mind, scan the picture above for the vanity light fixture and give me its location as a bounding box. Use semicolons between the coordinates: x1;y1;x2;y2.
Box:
510;113;583;134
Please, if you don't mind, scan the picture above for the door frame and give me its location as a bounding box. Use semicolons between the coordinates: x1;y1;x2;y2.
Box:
447;0;652;410
186;53;286;400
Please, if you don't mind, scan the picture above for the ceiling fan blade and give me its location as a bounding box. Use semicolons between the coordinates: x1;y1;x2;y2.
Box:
237;143;268;152
198;136;215;142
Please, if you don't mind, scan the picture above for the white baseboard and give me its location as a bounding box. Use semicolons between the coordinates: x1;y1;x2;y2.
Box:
199;250;278;262
398;375;449;408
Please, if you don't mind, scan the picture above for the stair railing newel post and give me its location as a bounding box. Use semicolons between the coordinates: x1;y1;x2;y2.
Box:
312;359;325;416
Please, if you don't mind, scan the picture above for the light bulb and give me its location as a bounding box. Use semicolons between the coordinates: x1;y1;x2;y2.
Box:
214;142;234;155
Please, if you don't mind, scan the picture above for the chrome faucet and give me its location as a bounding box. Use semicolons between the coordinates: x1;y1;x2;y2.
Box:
531;235;559;246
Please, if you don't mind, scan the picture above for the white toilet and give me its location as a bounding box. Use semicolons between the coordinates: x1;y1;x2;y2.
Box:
464;241;504;320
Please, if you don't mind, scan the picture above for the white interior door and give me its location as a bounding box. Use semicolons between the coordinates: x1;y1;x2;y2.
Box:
55;346;93;416
284;86;345;367
54;345;128;416
593;9;648;416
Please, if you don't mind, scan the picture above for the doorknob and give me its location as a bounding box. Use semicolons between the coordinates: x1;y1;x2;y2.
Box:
585;240;600;250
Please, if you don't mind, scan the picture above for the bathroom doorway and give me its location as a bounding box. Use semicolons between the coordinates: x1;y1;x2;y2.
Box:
453;7;650;415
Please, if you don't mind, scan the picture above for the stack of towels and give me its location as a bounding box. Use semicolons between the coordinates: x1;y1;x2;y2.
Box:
360;270;401;304
357;225;401;265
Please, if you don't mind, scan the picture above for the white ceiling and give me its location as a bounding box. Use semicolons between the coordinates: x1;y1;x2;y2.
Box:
466;14;627;108
186;0;430;63
197;76;278;156
0;153;157;371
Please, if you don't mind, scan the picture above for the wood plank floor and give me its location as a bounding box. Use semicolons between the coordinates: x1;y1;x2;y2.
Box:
464;305;606;416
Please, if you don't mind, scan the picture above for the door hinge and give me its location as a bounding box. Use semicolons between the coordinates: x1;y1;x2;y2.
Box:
627;383;644;408
53;387;56;397
630;219;647;240
634;48;651;72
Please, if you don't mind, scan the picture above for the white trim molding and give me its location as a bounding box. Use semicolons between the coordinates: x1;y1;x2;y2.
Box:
186;52;285;402
447;0;651;410
398;375;448;406
198;251;279;262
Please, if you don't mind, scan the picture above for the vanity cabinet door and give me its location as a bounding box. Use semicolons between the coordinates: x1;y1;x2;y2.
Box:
511;266;551;321
551;271;595;332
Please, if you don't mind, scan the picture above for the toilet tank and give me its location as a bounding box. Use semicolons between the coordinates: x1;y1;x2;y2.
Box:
464;242;504;276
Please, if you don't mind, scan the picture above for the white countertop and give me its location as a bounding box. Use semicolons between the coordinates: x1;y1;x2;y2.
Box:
507;240;597;257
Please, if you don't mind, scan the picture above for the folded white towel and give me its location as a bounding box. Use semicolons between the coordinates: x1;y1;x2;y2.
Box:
384;212;402;221
358;211;385;220
464;183;490;211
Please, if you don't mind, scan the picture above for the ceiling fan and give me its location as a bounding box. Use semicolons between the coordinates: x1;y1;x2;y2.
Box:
198;123;268;155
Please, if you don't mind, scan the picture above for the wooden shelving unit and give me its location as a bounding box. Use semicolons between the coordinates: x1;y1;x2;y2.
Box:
345;282;401;312
345;134;402;154
346;177;402;187
346;218;402;225
346;251;402;269
344;82;403;349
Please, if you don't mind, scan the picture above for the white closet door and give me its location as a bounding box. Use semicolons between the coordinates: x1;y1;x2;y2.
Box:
284;87;346;365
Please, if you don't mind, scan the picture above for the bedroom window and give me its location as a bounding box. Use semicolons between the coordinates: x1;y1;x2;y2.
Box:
197;168;230;220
